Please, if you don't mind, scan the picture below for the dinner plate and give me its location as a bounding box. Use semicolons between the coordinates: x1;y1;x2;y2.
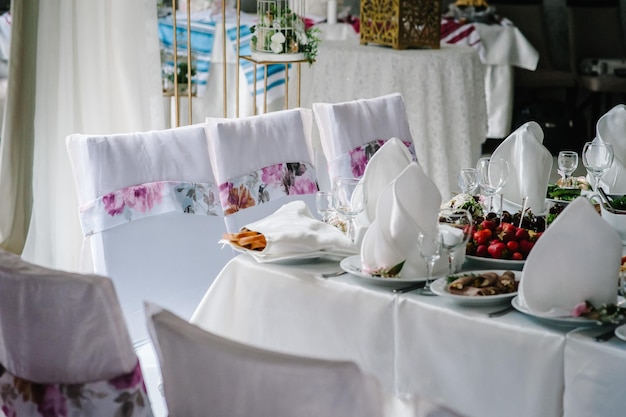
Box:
511;296;599;328
465;255;525;271
430;270;520;307
229;244;335;264
614;324;626;342
339;255;430;287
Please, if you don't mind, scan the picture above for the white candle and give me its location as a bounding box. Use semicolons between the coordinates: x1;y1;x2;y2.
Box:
327;0;337;24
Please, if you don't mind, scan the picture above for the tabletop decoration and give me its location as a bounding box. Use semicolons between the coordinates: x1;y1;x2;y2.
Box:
359;0;440;49
251;0;320;63
447;0;495;24
573;301;626;325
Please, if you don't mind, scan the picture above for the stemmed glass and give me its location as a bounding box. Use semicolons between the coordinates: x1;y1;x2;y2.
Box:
557;151;579;188
582;141;614;193
458;168;478;195
315;191;334;223
438;208;473;275
414;231;443;296
475;157;509;214
332;178;367;243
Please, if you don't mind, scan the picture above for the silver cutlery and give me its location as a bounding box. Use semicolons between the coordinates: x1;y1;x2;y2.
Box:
320;270;347;278
393;282;427;294
487;305;515;318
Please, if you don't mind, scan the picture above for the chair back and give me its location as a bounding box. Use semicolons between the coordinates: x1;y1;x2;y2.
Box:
145;303;384;417
66;124;233;345
205;109;320;233
312;93;416;186
0;249;153;417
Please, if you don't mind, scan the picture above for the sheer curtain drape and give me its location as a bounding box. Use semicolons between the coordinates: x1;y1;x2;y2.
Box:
0;0;165;271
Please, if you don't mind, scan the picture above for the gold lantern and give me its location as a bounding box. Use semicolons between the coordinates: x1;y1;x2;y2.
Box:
360;0;441;50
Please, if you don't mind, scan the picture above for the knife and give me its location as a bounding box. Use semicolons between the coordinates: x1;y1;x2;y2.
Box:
392;282;427;294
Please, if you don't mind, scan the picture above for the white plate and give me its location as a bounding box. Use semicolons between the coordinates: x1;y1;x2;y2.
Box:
229;244;339;264
339;255;430;287
430;270;520;306
614;324;626;342
511;296;599;328
465;255;525;271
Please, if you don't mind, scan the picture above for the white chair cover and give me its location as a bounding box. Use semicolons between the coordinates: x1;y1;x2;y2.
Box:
312;93;416;185
145;303;384;417
205;109;319;233
0;249;153;417
66;124;233;345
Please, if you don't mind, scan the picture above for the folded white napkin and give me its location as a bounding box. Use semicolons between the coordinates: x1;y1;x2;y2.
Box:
519;197;622;316
357;137;415;227
491;121;553;213
593;104;626;193
360;162;448;278
227;200;358;262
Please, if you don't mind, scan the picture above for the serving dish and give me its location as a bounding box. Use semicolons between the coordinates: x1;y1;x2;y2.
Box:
465;255;525;270
340;255;429;287
430;270;520;306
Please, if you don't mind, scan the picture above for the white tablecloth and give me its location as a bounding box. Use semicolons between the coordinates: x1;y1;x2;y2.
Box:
300;41;487;200
192;255;573;417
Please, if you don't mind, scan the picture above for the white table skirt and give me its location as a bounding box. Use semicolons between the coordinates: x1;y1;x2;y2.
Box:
299;41;487;200
192;255;573;417
563;328;626;417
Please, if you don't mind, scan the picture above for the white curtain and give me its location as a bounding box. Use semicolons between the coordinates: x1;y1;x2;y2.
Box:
1;0;165;270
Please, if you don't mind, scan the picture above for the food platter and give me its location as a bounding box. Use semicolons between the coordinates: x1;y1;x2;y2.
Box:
430;270;520;306
339;255;429;287
465;255;525;270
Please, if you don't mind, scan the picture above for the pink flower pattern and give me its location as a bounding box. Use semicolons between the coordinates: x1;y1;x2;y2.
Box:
348;139;416;179
218;162;318;215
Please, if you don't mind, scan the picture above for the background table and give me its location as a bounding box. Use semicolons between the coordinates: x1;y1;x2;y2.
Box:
192;255;572;417
299;41;488;200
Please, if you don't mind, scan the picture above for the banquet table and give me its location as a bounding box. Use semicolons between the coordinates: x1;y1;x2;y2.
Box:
191;255;579;417
299;41;487;200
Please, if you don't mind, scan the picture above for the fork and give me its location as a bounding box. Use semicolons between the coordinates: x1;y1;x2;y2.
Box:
320;270;347;278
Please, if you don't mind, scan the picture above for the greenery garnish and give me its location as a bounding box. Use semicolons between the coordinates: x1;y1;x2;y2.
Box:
573;301;626;325
370;261;405;278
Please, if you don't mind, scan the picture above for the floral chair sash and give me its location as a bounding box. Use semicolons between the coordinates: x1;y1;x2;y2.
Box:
0;361;153;417
328;139;417;181
219;162;319;216
78;181;221;236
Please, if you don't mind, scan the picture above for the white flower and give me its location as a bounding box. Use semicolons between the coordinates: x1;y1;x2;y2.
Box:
270;32;286;44
273;20;281;29
296;31;308;45
270;41;283;53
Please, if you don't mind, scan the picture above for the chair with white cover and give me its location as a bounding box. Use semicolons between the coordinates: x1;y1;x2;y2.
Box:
0;249;153;417
66;125;234;417
205;109;320;233
312;93;417;187
145;302;467;417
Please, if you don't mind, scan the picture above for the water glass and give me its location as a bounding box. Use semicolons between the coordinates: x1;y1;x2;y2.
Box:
458;168;478;195
438;208;472;275
475;157;509;214
332;178;367;243
557;151;579;187
315;191;334;223
582;141;614;192
414;231;442;296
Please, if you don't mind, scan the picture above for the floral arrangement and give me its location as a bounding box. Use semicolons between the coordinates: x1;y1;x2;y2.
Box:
441;193;484;220
573;301;626;325
250;2;320;64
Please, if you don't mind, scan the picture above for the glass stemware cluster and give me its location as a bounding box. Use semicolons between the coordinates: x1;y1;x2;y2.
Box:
316;178;367;243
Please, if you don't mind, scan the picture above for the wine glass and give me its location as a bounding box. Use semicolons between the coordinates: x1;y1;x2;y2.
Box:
582;141;614;193
458;168;478;195
557;151;579;188
332;178;367;243
475;157;509;214
438;208;473;275
315;191;333;223
414;231;443;296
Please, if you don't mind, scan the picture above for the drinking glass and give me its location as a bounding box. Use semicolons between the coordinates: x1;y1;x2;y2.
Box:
414;231;442;296
315;191;334;223
458;168;478;195
557;151;579;188
475;157;509;214
332;178;367;243
582;141;614;193
438;208;473;275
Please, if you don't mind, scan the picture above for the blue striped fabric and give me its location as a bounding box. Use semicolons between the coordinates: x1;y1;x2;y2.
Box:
158;14;289;107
